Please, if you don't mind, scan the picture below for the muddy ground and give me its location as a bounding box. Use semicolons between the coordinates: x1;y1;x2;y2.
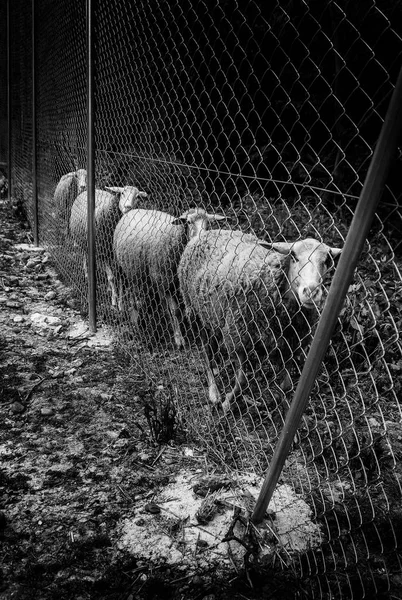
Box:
0;200;307;600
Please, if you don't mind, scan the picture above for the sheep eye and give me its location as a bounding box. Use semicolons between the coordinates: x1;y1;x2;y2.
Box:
290;250;298;262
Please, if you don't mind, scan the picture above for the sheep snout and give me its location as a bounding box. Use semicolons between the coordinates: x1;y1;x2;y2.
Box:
298;283;323;308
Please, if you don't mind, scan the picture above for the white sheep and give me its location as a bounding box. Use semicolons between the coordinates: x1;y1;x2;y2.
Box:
69;186;147;308
53;169;87;238
176;228;342;412
113;207;225;347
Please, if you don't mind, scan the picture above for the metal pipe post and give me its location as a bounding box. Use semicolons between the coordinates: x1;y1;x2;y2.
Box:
7;0;11;201
87;0;96;332
252;65;402;524
32;0;39;245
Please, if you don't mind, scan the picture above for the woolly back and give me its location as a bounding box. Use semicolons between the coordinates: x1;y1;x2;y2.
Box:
114;209;188;293
69;189;119;248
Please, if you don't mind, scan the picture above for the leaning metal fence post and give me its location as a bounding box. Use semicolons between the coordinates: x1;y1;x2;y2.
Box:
87;0;96;332
7;0;11;202
31;0;39;245
252;64;402;524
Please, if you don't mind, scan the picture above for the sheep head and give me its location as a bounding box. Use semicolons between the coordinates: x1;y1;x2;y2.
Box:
172;208;226;239
76;169;87;193
262;238;342;309
105;186;148;213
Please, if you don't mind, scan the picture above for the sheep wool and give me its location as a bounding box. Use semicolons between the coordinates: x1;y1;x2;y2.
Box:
179;229;293;354
69;186;147;309
53;169;87;237
113;208;224;348
114;209;187;298
177;229;341;411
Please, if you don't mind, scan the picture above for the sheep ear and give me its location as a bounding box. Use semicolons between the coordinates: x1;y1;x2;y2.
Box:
210;214;226;222
171;215;187;226
260;241;293;254
105;186;124;195
137;191;148;197
330;247;342;258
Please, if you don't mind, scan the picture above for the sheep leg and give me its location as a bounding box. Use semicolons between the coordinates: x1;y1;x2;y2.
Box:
115;268;129;313
130;306;140;327
104;263;118;308
199;330;221;405
222;350;248;413
83;257;88;279
166;294;185;348
127;283;143;327
204;350;221;405
117;279;124;312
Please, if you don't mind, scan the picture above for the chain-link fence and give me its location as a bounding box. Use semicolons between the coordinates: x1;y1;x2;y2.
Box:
0;0;8;199
4;0;402;597
0;1;6;165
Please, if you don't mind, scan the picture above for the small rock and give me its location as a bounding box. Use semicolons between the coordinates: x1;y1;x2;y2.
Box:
6;301;22;309
139;452;151;462
13;315;25;323
10;402;25;414
25;258;40;270
30;313;62;328
144;502;161;514
49;370;64;379
41;407;54;416
44;291;57;301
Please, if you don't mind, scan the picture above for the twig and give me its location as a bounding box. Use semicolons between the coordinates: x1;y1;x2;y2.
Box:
131;459;155;471
23;377;46;402
0;277;9;291
170;573;194;584
151;446;166;466
222;506;261;584
117;485;136;503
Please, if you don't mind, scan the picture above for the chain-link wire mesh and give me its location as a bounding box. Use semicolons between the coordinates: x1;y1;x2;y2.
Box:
4;0;402;597
8;1;33;220
0;1;6;173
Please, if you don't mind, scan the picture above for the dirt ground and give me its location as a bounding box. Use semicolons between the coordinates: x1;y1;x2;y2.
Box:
0;200;310;600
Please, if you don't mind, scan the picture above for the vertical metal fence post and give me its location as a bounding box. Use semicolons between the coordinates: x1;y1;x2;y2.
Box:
252;64;402;524
31;0;39;245
87;0;96;332
6;0;11;202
